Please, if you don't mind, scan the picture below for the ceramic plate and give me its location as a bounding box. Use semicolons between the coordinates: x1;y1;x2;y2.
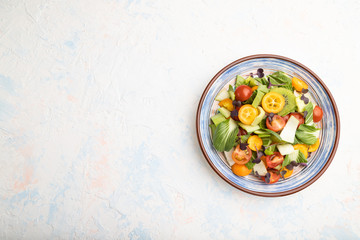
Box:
196;54;340;197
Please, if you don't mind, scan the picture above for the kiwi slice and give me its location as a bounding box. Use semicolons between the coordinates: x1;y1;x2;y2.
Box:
270;88;296;116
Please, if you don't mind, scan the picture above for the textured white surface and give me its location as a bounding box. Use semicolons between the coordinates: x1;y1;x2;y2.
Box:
0;0;358;239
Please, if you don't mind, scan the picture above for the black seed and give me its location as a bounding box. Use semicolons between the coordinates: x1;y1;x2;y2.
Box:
301;94;309;104
231;110;238;118
253;158;261;164
265;173;270;183
233;100;242;107
257;68;264;78
286;164;294;170
240;143;248;150
302;88;309;93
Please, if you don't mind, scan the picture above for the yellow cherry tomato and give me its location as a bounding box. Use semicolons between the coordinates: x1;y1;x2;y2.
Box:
238;104;258;125
293;144;308;158
261;92;285;113
292;77;308;92
247;135;263;151
218;98;234;111
308;138;320;152
251;86;258;91
231;164;252;176
280;167;293;178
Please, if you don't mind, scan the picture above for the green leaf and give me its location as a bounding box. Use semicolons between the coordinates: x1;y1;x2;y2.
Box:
282;155;291;167
235;75;246;88
295;124;320;145
242;90;257;104
265;144;276;155
268;71;293;90
255;77;268;85
212;119;239;152
240;134;251;143
304;102;314;124
261;129;283;143
245;151;257;170
209;124;216;137
297;151;308;163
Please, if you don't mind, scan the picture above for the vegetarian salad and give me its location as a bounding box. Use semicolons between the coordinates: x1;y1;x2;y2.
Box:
210;69;324;184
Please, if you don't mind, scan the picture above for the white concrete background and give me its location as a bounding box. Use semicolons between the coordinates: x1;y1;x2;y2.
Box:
0;0;358;239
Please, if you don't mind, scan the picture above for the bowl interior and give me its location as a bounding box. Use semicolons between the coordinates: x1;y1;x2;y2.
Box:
198;56;339;196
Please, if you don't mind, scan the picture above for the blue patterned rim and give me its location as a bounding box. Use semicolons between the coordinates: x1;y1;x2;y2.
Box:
196;54;340;197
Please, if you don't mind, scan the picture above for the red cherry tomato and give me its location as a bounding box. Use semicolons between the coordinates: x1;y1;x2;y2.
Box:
266;115;286;132
235;85;253;102
232;145;252;165
283;113;304;128
313;106;323;122
265;152;284;169
262;171;281;184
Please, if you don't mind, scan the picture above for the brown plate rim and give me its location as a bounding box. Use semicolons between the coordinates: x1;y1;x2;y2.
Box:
196;54;340;197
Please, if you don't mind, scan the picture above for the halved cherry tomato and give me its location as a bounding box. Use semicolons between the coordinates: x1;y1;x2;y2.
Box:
293;144;308;158
280;167;293;178
231;164;252;176
218;98;234;111
261;92;285;113
283;112;304;128
247;135;263;151
266;115;286;132
265;152;284;169
292;77;308;92
262;171;280;184
238;104;257;125
232;145;252;165
235;85;253;102
313;106;323;122
308;138;320;152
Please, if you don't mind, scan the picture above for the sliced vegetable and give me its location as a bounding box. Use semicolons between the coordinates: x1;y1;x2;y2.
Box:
247;135;263;151
251;106;265;126
232;164;252;176
238;104;258;125
277;144;295;155
264;144;276;156
224;148;235;166
219;98;234;111
266;114;286;132
308;138;320;152
266;152;284;169
263;171;280;184
303;102;314;124
262;92;286;113
232;144;252;164
293;144;308;158
209;124;216;136
280;115;300;143
313;106;323;122
235;75;246;88
280;166;293;178
211;113;226;126
292;77;308;92
228;85;235;101
215;89;230;101
253;158;268;176
238;122;260;133
295;124;320;145
218;107;231;118
235;85;253;102
212;118;239;152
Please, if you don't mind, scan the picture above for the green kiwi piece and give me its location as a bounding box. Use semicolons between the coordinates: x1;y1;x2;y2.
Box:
270;88;296;116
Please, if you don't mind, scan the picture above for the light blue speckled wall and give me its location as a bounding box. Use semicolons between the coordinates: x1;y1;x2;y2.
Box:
0;0;357;239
